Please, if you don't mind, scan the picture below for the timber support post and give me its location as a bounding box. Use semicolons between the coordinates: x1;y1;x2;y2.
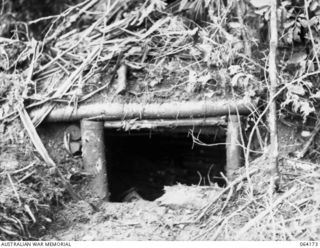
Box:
81;119;109;201
226;115;242;181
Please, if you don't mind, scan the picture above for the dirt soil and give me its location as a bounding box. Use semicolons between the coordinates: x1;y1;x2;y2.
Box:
43;183;229;241
44;198;200;241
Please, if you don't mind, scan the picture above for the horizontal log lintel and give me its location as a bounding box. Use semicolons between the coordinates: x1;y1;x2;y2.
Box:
30;99;254;122
104;117;227;130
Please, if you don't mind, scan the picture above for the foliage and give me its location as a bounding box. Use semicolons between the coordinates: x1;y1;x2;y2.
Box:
0;129;67;240
250;0;320;121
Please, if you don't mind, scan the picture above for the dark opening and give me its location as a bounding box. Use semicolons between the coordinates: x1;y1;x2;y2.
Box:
105;128;227;202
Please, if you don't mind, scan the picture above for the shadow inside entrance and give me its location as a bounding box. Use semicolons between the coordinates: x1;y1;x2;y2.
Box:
105;130;226;202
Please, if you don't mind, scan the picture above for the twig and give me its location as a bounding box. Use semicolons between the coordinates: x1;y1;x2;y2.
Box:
24;204;36;223
7;173;22;207
218;185;233;215
213;201;253;240
296;121;320;158
0;162;36;175
304;0;320;70
192;218;223;240
235;186;297;239
18;171;36;183
28;15;59;25
282;156;317;170
194;167;259;222
236;0;251;58
43;0;100;44
0;226;19;237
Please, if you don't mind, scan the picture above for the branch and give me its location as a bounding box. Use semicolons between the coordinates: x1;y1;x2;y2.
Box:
296;121;320;158
235;186;297;239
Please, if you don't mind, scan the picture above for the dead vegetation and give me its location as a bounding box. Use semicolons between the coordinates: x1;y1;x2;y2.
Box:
0;0;320;241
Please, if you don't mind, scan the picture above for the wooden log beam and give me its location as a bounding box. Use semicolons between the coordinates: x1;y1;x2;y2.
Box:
30;99;254;122
226;115;242;180
81;120;109;202
103;117;226;130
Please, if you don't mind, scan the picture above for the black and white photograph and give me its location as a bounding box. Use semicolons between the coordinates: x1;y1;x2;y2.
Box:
0;0;320;244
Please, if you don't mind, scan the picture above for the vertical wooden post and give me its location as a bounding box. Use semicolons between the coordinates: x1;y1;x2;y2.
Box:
81;119;109;201
269;0;280;189
226;115;242;180
226;0;248;182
